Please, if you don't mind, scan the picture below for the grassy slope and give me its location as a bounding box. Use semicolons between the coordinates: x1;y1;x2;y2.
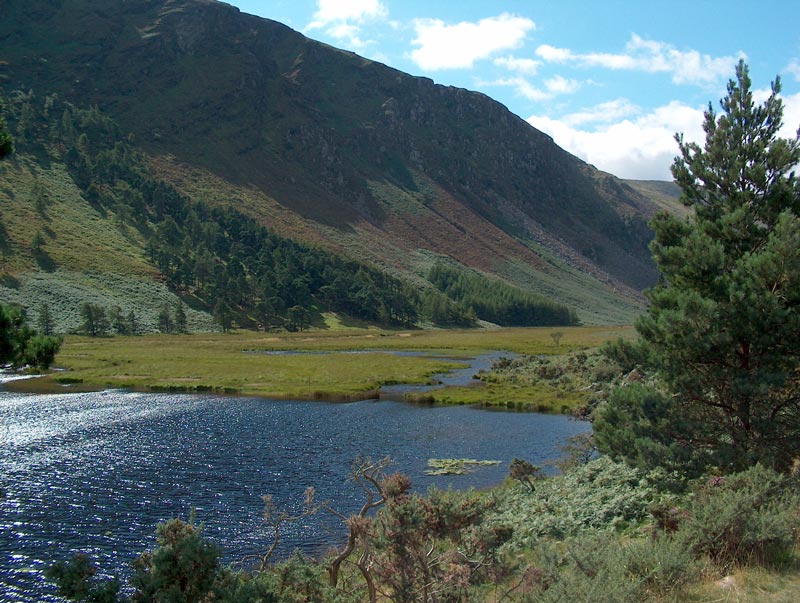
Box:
0;154;217;332
1;0;662;327
624;179;690;217
152;156;646;325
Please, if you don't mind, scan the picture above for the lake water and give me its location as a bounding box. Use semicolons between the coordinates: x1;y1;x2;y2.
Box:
0;375;589;601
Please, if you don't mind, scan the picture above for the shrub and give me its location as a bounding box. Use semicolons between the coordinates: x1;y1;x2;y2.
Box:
24;333;62;368
593;384;708;475
677;464;800;569
45;553;121;603
130;518;221;603
519;533;698;602
494;457;662;546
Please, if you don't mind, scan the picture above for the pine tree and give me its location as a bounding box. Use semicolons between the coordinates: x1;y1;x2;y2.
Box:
37;303;55;336
0;98;13;159
109;305;128;335
80;302;109;337
174;300;187;333
127;309;139;336
213;300;233;333
597;61;800;472
0;303;62;368
158;303;173;333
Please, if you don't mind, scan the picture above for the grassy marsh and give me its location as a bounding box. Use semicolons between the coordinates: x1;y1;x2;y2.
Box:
12;326;632;407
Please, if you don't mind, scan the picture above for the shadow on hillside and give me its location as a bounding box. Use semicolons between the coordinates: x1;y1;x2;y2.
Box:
34;248;56;272
0;274;20;289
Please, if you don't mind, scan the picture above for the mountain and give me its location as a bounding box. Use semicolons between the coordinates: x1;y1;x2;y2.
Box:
624;180;686;217
0;0;666;326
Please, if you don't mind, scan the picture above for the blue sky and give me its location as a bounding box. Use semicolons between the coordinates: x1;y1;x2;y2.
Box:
226;0;800;181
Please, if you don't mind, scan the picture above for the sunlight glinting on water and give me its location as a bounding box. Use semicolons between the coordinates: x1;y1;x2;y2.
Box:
1;389;589;602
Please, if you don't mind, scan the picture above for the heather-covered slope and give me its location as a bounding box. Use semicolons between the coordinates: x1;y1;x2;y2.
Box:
0;0;666;324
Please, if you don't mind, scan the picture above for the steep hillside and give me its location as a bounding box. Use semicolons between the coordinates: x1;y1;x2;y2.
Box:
0;0;664;324
624;179;688;217
0;153;218;333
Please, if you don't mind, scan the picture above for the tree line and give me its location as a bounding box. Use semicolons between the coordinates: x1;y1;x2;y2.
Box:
8;94;437;329
0;100;61;368
428;263;580;327
3;92;585;331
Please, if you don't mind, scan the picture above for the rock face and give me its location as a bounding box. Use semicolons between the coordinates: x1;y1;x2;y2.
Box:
0;0;664;322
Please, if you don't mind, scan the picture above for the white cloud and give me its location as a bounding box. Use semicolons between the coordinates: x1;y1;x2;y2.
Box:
562;98;641;127
489;77;550;101
528;101;706;180
494;55;541;76
410;14;535;71
328;23;361;40
308;0;387;29
535;34;744;86
783;92;800;138
787;60;800;82
753;89;800;140
544;75;580;95
783;97;800;153
484;74;581;102
306;0;387;49
529;90;800;181
534;44;573;63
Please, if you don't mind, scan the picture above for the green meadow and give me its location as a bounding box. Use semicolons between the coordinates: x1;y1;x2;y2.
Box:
13;326;632;409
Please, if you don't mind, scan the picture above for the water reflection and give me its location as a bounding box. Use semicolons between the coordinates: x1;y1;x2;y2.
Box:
0;389;589;602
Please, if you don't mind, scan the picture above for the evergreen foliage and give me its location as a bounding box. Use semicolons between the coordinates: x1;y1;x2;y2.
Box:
0;302;62;368
593;384;705;475
80;302;109;337
676;464;800;568
174;301;187;334
0;94;438;329
130;519;222;603
46;553;121;603
428;263;579;327
157;303;173;334
45;100;422;329
419;289;477;327
596;61;800;472
37;303;54;336
0;96;13;159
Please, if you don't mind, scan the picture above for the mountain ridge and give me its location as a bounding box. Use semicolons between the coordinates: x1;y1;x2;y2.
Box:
0;0;668;325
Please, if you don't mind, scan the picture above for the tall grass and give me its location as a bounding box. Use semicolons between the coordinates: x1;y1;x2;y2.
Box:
13;326;632;402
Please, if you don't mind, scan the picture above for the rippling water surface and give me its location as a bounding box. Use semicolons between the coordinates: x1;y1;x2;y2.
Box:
0;388;589;602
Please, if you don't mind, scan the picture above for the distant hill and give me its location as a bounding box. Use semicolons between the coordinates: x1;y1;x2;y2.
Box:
624;180;688;217
0;0;672;326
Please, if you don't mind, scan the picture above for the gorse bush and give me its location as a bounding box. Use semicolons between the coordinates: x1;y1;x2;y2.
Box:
48;476;513;603
494;457;663;546
676;464;800;569
518;533;699;603
130;519;221;603
47;460;800;603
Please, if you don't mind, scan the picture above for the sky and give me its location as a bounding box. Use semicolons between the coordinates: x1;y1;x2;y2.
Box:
226;0;800;181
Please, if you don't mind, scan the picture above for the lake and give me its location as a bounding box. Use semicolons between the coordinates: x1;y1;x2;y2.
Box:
0;382;589;601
